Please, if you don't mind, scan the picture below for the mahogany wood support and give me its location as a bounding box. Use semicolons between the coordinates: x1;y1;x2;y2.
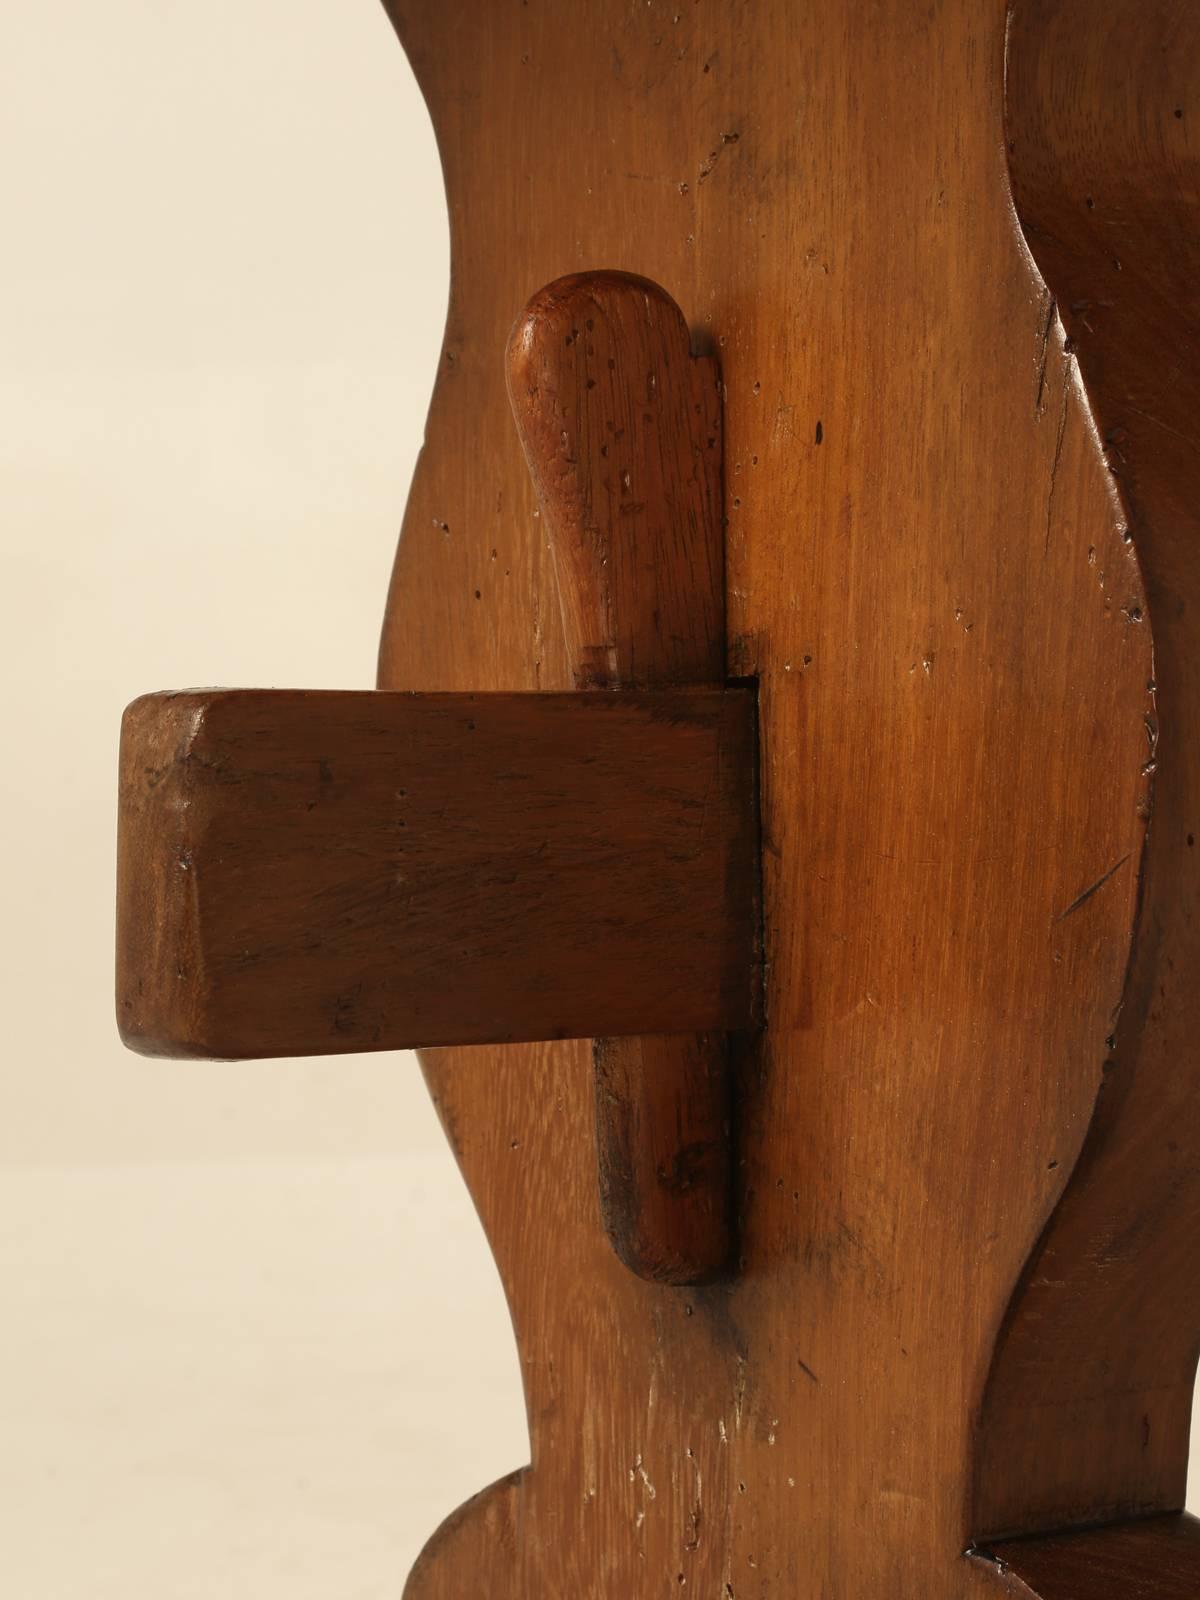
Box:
374;2;1199;1597
506;271;743;1283
117;687;757;1057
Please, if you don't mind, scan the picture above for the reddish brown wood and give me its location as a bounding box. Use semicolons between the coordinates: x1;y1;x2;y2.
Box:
593;1033;735;1284
117;687;758;1057
977;1514;1200;1599
376;1;1162;1593
113;0;1200;1590
972;0;1200;1540
505;271;724;691
506;270;740;1283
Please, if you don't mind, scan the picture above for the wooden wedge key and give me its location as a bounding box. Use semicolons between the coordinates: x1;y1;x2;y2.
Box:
507;272;743;1282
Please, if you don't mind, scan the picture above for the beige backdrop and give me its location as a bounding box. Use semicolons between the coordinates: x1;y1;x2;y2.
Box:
1;2;1196;1596
1;3;525;1595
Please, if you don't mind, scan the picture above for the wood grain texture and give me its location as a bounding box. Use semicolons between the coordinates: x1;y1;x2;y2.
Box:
593;1033;735;1285
977;1514;1200;1599
116;688;757;1057
507;270;739;1283
505;270;724;691
374;0;1169;1592
973;0;1200;1539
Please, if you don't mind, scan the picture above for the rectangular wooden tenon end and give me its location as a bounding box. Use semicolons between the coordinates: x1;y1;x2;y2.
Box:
116;687;760;1059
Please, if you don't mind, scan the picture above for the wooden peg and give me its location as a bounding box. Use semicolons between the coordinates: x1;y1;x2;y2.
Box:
507;271;750;1284
117;686;758;1058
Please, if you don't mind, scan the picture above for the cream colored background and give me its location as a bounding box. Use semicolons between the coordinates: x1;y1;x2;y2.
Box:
2;3;524;1595
2;2;1197;1595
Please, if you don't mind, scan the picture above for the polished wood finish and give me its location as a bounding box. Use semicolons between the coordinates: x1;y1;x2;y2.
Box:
971;0;1200;1545
377;1;1175;1594
593;1032;735;1285
978;1514;1200;1599
507;270;740;1283
117;687;757;1057
505;271;723;692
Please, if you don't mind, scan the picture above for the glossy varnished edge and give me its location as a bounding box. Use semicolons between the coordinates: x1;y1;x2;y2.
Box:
974;0;1200;1543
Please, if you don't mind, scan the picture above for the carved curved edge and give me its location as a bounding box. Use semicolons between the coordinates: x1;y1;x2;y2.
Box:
973;0;1200;1539
403;1470;527;1597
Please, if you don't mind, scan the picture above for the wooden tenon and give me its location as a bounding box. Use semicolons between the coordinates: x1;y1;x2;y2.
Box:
117;684;757;1057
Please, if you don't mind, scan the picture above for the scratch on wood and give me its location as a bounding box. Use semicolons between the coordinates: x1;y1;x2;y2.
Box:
1055;853;1132;922
1035;293;1057;415
1044;381;1070;553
